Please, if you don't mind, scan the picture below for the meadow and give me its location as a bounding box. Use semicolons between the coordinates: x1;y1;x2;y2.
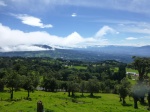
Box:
0;90;148;112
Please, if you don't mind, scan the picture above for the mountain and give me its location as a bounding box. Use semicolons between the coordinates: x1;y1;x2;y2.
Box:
33;44;53;50
77;45;150;56
0;45;150;63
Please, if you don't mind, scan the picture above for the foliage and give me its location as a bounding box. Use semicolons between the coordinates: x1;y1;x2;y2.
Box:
0;68;6;91
4;70;23;99
132;56;150;82
118;78;131;104
23;72;39;98
87;78;100;96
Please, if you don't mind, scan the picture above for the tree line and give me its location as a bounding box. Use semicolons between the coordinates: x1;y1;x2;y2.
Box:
0;57;126;97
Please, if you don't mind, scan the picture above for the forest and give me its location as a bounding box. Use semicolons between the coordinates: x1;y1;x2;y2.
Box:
0;56;150;111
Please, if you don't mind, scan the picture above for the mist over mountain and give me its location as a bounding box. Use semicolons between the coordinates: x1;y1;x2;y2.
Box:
0;45;150;63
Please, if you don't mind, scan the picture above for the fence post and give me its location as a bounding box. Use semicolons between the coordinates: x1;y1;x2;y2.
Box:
37;100;43;112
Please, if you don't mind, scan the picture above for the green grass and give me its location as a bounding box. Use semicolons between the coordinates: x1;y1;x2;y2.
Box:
126;68;138;73
68;66;87;70
0;90;148;112
126;68;138;85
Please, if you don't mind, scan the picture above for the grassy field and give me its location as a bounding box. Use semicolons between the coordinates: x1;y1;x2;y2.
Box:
126;68;138;85
126;68;138;74
0;90;148;112
68;65;87;70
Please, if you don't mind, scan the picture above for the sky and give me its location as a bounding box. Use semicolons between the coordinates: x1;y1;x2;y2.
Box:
0;0;150;52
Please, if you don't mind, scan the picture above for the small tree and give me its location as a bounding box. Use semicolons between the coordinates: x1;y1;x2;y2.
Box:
23;73;39;98
118;63;126;82
118;78;131;105
87;78;100;97
80;81;87;96
5;70;22;100
42;73;58;92
67;74;79;97
67;81;79;97
49;78;58;92
132;84;140;109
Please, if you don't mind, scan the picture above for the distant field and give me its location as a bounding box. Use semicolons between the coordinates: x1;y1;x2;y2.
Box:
68;65;87;70
126;68;138;85
126;68;138;73
0;91;148;112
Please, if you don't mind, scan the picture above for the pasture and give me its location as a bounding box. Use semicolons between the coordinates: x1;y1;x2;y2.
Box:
0;90;148;112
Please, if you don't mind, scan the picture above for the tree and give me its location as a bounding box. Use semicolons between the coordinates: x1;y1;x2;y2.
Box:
67;81;79;97
80;81;87;96
23;72;39;98
132;84;140;109
5;70;22;100
0;68;6;91
87;78;100;97
48;78;58;92
42;71;60;92
118;78;131;105
67;74;79;97
132;56;150;104
60;81;68;92
132;56;150;82
118;63;126;82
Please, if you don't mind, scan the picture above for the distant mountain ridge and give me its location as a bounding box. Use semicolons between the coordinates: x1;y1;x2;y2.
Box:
78;45;150;56
0;45;150;63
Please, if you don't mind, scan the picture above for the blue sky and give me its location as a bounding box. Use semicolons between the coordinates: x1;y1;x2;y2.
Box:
0;0;150;51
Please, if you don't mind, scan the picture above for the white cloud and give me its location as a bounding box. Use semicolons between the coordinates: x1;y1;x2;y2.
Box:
62;32;83;46
95;26;116;38
0;1;7;6
12;14;53;28
1;23;149;51
126;37;137;40
0;45;49;52
116;21;150;34
0;23;110;52
4;0;150;14
71;13;77;17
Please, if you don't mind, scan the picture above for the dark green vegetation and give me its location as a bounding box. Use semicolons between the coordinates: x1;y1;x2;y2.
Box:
0;56;150;111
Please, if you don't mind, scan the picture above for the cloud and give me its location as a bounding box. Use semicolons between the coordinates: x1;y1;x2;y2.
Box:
12;14;53;28
116;21;150;34
95;26;116;38
0;45;50;52
126;37;137;40
0;0;7;6
62;32;84;46
1;23;149;52
4;0;150;15
0;23;109;52
71;13;77;17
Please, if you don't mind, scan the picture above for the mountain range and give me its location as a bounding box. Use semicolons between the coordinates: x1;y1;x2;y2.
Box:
0;45;150;63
